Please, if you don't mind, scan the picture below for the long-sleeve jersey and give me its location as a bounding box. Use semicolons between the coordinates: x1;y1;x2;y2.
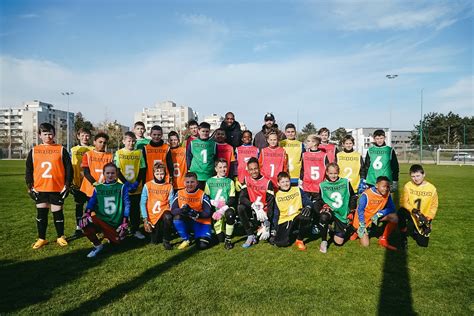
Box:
86;181;131;228
362;143;399;184
354;187;395;228
171;188;212;224
238;175;275;213
273;187;312;226
25;145;73;191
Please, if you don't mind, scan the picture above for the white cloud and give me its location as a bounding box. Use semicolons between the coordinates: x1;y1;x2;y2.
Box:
432;76;474;115
178;13;229;35
0;34;468;131
307;0;471;31
19;13;39;19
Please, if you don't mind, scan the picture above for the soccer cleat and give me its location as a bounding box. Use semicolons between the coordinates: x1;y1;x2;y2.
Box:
73;229;83;238
295;239;306;251
379;237;397;251
32;238;49;249
350;233;358;241
133;231;146;240
177;240;190;250
224;238;234;250
163;240;173;250
319;240;328;254
242;235;256;249
87;244;104;258
56;236;68;247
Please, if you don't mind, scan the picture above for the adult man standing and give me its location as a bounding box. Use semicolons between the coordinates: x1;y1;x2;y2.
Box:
253;113;285;150
219;112;242;149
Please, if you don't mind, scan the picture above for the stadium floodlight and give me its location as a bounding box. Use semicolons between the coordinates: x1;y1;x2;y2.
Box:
386;75;398;131
420;89;423;162
61;92;74;152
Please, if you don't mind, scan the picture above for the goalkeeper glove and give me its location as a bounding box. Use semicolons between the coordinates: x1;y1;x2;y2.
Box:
257;221;271;241
412;209;428;226
390;181;398;193
79;212;93;229
254;208;268;222
182;205;199;220
60;186;70;200
357;224;367;239
116;218;129;240
28;188;40;201
358;179;368;194
301;205;312;218
371;212;383;226
212;205;228;221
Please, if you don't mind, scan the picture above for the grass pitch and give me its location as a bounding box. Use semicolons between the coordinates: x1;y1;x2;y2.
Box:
0;160;472;315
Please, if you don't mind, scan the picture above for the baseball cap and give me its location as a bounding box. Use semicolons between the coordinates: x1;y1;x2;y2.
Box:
264;113;275;121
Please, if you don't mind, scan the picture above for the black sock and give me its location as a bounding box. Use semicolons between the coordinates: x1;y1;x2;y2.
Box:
75;204;84;227
36;208;49;239
53;210;65;237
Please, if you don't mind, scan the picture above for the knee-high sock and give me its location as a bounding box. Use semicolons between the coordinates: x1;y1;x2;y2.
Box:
382;222;396;239
52;210;65;237
36;207;49;239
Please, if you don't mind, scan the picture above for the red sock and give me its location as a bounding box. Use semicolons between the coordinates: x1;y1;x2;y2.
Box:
382;222;396;239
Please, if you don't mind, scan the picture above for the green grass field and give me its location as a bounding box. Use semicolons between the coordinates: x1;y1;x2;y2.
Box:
0;160;472;315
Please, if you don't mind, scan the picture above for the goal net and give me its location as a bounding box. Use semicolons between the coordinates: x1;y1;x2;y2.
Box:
436;148;474;165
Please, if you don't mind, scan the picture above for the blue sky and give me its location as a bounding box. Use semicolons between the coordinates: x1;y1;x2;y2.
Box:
0;0;472;131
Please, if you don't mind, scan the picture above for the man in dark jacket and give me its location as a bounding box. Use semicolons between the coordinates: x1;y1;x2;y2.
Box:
253;113;285;150
220;112;242;149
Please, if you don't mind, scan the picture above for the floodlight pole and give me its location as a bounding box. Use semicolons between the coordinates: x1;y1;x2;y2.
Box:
61;92;74;152
386;74;398;132
420;89;423;162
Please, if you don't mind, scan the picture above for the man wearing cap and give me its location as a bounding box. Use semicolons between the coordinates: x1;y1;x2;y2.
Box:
253;113;285;150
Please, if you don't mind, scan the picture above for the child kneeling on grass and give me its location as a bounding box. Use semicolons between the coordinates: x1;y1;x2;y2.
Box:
79;163;132;258
140;162;174;250
171;172;212;250
273;172;312;250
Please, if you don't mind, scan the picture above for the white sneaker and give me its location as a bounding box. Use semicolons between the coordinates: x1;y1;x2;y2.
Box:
133;231;146;240
319;240;328;254
87;244;104;258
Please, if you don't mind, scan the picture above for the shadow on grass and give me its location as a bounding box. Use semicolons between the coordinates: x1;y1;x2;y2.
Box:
377;240;416;315
0;238;147;313
60;246;199;315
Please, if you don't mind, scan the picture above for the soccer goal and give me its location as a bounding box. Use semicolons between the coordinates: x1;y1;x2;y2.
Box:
436;148;474;165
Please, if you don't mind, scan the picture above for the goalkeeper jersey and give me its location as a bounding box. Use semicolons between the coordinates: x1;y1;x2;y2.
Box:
401;181;438;233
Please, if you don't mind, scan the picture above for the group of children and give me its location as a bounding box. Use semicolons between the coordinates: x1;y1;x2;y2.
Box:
25;118;439;258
